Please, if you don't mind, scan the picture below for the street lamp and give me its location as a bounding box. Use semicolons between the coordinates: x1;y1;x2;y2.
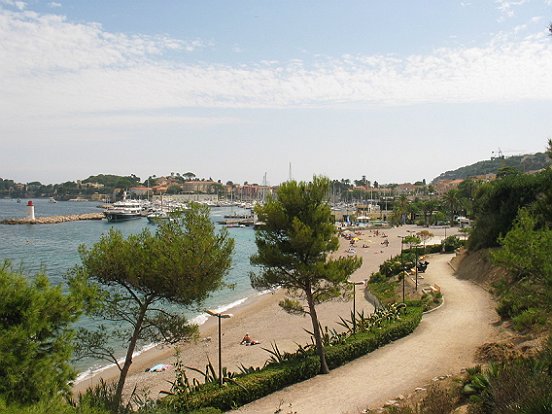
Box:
401;266;409;303
205;309;232;386
441;225;448;253
347;280;365;334
414;245;420;291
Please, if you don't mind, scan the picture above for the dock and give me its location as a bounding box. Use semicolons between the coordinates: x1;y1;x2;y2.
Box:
0;213;104;225
218;217;255;227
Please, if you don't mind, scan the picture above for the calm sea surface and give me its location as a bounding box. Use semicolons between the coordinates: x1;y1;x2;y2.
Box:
0;198;258;377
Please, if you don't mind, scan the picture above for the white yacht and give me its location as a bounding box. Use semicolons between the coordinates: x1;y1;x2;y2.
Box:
103;199;143;222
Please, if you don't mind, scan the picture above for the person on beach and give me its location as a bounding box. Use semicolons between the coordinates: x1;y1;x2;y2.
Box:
241;333;260;345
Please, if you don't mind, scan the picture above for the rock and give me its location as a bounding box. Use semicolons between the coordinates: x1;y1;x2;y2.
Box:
383;400;398;407
397;394;405;400
415;387;426;392
0;213;104;225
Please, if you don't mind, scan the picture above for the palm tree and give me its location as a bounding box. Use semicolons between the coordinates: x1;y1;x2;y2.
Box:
420;199;437;227
394;194;409;225
442;189;460;226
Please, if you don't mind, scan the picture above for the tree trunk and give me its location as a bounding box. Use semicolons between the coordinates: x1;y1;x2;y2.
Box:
113;303;148;410
305;286;329;374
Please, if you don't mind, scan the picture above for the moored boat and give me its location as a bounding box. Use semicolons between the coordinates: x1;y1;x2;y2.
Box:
103;199;143;222
146;210;171;224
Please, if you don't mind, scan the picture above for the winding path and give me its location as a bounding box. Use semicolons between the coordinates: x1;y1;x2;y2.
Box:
235;253;498;414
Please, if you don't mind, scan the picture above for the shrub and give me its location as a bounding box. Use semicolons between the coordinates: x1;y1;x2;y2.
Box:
511;308;547;331
442;236;462;252
163;306;423;413
187;408;222;414
0;396;110;414
369;271;387;284
468;359;552;414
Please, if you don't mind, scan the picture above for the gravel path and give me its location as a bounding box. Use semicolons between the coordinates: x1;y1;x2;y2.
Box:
234;253;498;414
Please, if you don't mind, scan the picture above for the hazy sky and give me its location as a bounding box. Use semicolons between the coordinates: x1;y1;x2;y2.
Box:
1;0;552;186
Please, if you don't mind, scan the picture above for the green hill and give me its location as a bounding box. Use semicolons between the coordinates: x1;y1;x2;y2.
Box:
433;152;551;182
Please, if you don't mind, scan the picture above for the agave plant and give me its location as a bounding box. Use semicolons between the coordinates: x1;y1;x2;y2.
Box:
262;341;294;365
304;323;348;346
338;309;373;333
184;356;238;385
294;341;315;357
462;362;502;400
238;363;262;375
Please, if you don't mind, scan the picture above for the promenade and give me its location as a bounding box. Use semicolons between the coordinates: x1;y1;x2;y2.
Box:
234;253;498;414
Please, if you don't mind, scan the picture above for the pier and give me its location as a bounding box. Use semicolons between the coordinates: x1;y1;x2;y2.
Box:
0;213;104;225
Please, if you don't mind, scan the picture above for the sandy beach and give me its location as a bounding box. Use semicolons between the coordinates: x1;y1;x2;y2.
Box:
73;224;453;402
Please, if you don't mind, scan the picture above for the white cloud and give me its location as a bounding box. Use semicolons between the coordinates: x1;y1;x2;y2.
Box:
1;0;26;10
1;6;552;131
49;2;61;8
495;0;528;21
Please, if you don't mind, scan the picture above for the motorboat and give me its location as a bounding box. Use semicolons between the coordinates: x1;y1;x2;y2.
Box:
147;210;171;224
103;199;143;222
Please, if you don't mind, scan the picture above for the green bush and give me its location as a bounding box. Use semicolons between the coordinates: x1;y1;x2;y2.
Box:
0;396;110;414
468;359;552;414
442;236;463;252
164;306;423;413
367;278;397;304
511;308;547;331
187;408;222;414
369;271;387;284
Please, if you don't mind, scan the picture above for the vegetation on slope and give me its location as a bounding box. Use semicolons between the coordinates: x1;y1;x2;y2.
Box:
433;152;551;182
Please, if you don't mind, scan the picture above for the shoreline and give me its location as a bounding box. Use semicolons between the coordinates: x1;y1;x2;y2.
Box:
72;224;456;402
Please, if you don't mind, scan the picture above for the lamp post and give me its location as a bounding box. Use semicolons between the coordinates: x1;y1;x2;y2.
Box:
414;245;419;291
441;225;448;253
347;280;365;334
401;266;409;303
205;309;232;386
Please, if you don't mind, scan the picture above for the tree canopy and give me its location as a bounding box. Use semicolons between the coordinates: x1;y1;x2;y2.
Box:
0;261;83;404
250;176;362;374
71;204;234;409
468;170;552;250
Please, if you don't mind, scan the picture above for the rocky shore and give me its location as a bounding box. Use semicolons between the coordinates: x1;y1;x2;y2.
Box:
0;212;104;225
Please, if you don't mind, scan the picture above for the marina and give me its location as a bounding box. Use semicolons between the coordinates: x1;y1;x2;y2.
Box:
0;198;258;375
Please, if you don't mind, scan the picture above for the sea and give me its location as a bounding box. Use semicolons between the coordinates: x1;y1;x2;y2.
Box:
0;198;259;381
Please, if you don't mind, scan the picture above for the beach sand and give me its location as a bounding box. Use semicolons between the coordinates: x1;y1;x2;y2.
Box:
72;224;452;402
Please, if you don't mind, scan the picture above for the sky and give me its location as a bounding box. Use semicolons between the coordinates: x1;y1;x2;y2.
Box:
1;0;552;186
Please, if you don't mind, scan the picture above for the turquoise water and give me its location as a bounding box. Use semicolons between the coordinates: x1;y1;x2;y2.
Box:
0;198;258;376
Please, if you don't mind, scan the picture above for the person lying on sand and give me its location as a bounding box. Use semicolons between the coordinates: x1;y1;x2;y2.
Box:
240;333;260;346
145;363;171;372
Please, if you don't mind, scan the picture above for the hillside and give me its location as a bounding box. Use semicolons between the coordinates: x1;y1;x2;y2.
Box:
433;152;550;182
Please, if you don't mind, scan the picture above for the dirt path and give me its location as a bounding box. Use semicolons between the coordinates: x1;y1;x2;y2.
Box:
234;253;499;414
